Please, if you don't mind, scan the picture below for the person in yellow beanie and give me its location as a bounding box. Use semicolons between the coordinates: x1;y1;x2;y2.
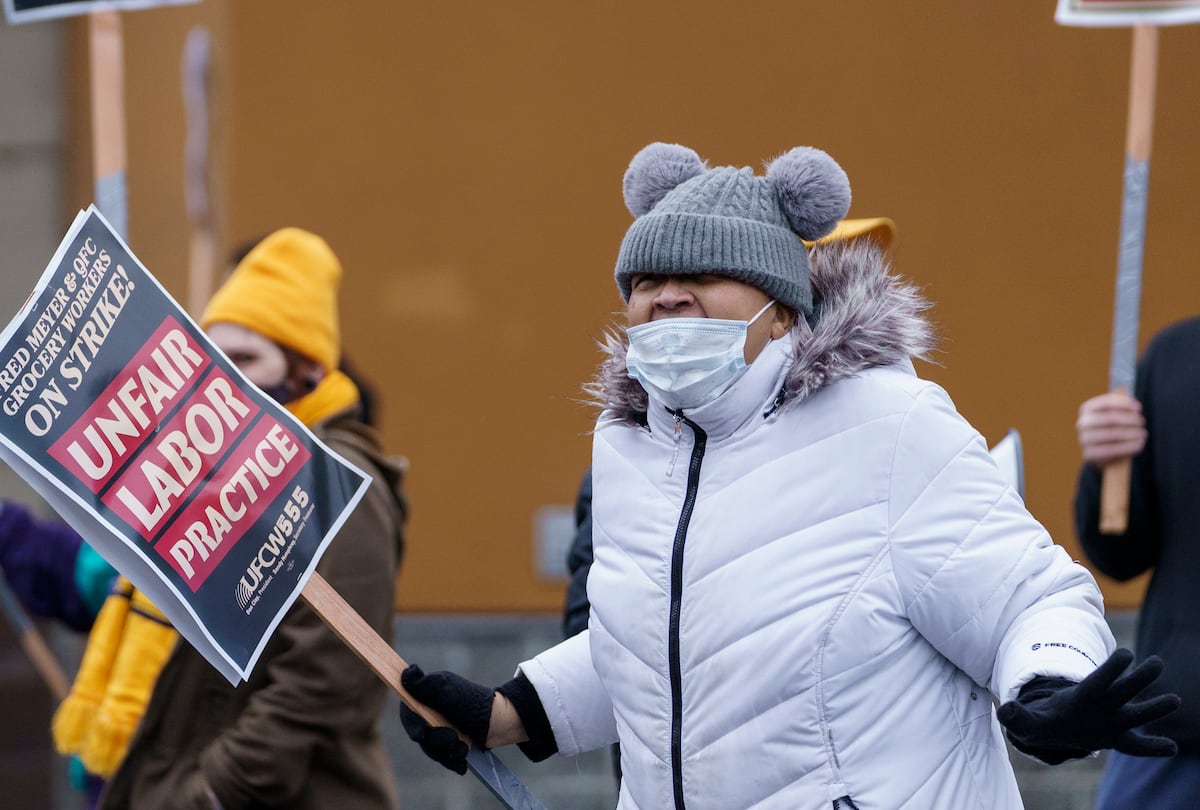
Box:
2;228;408;809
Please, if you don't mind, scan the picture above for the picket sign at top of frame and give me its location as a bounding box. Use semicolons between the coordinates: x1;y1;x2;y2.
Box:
3;0;197;25
1056;0;1200;27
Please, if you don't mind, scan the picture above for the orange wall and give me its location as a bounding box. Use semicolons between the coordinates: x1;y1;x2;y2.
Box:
66;1;1200;611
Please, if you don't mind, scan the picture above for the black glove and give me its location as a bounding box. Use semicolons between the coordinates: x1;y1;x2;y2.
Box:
399;664;495;775
997;648;1181;765
400;663;559;774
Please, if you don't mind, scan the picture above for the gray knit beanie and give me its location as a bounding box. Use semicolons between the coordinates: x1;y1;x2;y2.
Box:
614;142;851;316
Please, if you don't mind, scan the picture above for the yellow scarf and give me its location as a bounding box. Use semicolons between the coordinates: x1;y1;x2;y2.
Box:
285;368;359;426
51;370;359;776
51;578;177;777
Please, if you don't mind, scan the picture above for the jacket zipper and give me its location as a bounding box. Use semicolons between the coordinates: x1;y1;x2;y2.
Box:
668;411;706;810
666;414;683;476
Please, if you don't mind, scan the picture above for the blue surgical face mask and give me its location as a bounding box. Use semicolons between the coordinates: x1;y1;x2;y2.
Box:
625;299;776;411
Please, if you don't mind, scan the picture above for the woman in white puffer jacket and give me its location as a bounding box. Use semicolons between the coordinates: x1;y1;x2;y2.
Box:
399;142;1179;810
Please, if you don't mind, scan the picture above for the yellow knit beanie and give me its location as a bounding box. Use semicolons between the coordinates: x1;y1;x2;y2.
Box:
200;227;342;372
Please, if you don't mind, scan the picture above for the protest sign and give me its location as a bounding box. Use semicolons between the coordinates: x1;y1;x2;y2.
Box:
0;206;371;684
0;207;547;807
3;0;197;24
1056;0;1200;26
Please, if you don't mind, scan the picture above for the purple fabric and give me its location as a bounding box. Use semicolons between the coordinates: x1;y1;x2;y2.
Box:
85;773;106;810
0;501;94;631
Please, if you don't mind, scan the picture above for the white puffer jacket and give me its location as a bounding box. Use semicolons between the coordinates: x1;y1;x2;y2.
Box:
519;242;1114;810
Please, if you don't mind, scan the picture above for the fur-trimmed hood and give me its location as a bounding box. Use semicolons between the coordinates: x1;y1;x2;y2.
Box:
585;240;937;425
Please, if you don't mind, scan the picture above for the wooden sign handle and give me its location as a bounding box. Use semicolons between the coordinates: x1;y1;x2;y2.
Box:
1100;457;1132;534
88;8;130;241
88;9;126;181
300;572;470;746
1100;25;1157;536
1125;24;1158;164
182;27;215;316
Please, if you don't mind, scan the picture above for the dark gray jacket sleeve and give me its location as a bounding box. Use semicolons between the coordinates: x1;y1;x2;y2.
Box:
562;469;593;639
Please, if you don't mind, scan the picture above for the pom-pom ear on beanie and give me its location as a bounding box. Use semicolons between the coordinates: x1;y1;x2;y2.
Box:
766;147;851;241
622;142;707;217
613;142;852;317
200;227;342;372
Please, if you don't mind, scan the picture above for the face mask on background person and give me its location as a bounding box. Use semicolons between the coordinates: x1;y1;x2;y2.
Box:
625;299;777;411
206;321;296;403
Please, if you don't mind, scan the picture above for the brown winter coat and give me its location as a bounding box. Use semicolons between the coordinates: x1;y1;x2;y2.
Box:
99;408;407;810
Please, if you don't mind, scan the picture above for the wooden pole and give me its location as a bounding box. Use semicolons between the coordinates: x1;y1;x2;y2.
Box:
1100;24;1158;535
301;573;549;807
182;27;215;316
299;572;468;742
88;8;129;240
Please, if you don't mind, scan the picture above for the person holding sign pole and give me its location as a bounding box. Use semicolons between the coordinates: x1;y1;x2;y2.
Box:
1074;317;1200;808
0;227;408;810
399;142;1179;809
